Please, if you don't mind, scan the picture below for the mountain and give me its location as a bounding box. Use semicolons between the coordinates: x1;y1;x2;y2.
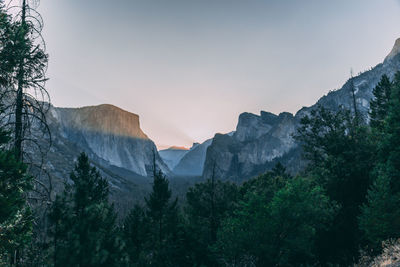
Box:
203;112;300;181
202;38;400;181
38;104;173;212
49;104;169;177
173;139;212;176
159;147;189;170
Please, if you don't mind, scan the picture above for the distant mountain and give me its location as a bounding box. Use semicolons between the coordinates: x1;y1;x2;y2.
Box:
202;38;400;181
159;147;189;170
173;139;212;176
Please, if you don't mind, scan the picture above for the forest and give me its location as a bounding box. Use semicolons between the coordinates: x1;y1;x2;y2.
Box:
2;1;400;267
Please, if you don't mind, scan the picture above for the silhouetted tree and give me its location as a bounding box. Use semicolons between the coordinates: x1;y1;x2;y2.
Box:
369;74;392;131
216;176;335;266
144;169;180;266
0;3;52;262
184;168;238;266
122;204;149;265
0;114;32;266
48;153;125;267
296;105;374;265
360;72;400;253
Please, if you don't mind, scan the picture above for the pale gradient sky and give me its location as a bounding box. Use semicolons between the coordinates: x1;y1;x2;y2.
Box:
35;0;400;149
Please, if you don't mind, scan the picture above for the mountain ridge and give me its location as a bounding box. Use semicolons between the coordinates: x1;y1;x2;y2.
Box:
202;38;400;181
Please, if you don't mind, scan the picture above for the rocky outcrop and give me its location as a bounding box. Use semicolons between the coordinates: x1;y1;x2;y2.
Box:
203;38;400;181
385;38;400;62
203;112;299;180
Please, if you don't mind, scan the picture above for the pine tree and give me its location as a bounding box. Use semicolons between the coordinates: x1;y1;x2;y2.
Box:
0;3;13;87
379;72;400;191
0;121;32;266
216;177;336;266
144;169;180;266
296;105;374;265
48;153;125;267
185;175;238;266
122;204;149;265
360;72;400;253
370;74;392;131
0;0;49;161
359;174;400;252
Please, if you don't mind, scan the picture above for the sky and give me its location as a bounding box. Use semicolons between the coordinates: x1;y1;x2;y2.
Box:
32;0;400;149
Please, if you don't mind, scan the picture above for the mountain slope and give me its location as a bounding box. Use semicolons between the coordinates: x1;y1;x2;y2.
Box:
203;38;400;181
159;147;189;170
173;139;212;176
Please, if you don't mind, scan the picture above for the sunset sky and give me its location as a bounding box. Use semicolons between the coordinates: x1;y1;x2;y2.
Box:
36;0;400;149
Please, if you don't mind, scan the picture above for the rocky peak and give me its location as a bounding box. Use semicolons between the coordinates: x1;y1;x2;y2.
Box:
385;38;400;62
261;111;279;124
235;111;281;142
278;112;294;121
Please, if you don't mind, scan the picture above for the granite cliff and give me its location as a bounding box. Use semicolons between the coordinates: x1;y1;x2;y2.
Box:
48;104;168;177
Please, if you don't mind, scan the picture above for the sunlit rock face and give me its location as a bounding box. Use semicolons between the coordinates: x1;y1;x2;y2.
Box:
53;104;148;139
49;104;168;176
203;38;400;181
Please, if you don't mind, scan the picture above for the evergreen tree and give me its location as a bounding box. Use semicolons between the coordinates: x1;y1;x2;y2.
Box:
216;176;335;266
0;0;49;161
48;153;125;267
360;72;400;253
359;174;400;252
239;163;291;200
369;74;392;131
185;176;238;266
0;124;32;266
122;204;149;265
296;105;374;265
143;169;182;266
378;72;400;191
0;3;14;87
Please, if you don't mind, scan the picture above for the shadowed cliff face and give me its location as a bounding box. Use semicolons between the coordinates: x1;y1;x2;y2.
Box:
203;38;400;181
203;112;299;181
49;104;168;176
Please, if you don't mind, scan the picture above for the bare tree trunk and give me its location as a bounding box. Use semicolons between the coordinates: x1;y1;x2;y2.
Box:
14;0;27;162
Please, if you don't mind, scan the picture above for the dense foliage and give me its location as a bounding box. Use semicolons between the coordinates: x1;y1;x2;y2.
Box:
47;153;125;267
359;72;400;254
0;120;32;266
